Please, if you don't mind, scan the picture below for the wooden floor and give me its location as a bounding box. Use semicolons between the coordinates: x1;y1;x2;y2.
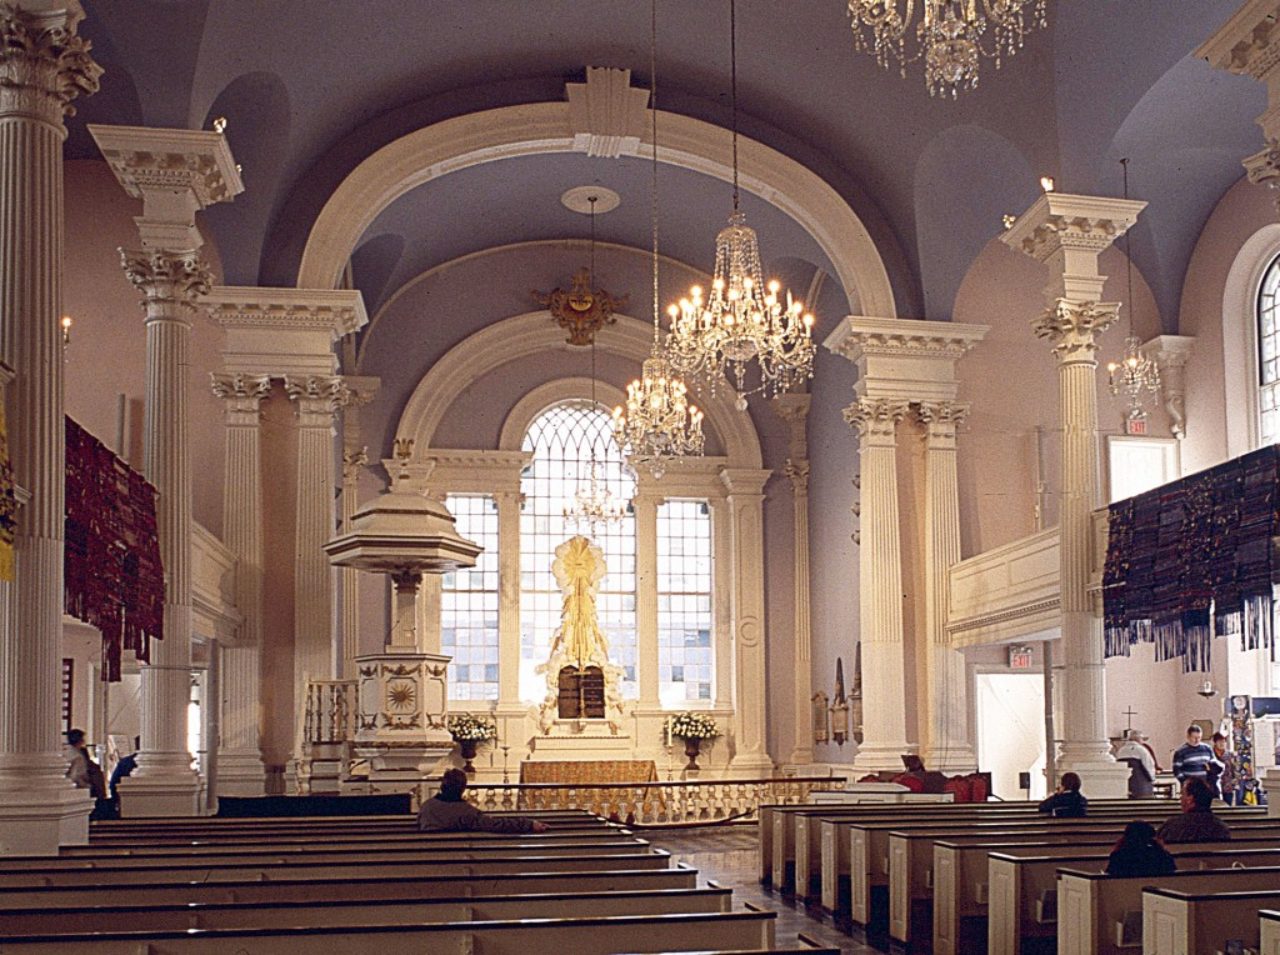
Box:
649;826;878;955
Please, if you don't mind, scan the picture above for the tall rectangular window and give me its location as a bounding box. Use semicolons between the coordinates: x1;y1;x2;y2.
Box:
657;499;713;706
1259;255;1280;445
442;494;500;701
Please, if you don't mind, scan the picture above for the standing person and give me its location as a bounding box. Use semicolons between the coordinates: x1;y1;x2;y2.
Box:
1171;725;1220;784
1105;820;1177;877
65;728;92;790
1157;778;1232;843
1115;730;1157;798
1038;772;1088;817
1210;732;1241;804
417;769;550;834
108;736;140;799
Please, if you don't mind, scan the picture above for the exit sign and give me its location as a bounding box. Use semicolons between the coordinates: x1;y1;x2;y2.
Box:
1125;416;1149;436
1008;645;1034;670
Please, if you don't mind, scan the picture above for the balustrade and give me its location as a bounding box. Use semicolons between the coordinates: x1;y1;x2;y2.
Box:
303;679;357;745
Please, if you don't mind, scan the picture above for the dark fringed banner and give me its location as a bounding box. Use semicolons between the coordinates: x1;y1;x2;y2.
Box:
1104;445;1280;673
64;418;164;681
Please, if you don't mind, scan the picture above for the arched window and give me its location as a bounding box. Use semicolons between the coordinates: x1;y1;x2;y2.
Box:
519;401;637;703
1258;254;1280;446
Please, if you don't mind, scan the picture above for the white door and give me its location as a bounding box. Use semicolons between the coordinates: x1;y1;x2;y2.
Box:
975;672;1047;800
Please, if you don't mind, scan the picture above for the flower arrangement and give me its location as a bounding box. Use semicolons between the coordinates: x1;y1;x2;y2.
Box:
447;713;498;743
664;712;720;742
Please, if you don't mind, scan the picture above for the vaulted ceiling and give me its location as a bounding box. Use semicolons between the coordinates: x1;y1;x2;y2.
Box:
68;0;1265;332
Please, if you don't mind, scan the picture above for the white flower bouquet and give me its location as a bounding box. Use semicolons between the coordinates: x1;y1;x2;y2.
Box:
447;713;498;743
664;711;720;742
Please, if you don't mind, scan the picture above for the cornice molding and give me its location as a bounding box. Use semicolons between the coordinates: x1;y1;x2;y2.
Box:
824;316;988;362
203;286;368;338
1000;194;1146;263
88;124;242;207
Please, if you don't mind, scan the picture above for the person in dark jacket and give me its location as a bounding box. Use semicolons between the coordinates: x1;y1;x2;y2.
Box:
1105;820;1177;877
417;769;549;833
1158;777;1232;843
1038;771;1088;817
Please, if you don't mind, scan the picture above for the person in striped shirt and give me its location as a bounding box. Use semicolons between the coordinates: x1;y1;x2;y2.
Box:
1171;725;1221;784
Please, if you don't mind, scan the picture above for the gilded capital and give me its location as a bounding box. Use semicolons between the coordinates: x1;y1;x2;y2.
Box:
1032;299;1120;363
0;3;101;125
916;401;970;446
284;374;352;423
121;248;212;313
843;397;908;442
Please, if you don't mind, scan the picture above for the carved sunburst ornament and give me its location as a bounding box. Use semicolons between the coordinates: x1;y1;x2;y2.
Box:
385;679;417;712
534;268;627;346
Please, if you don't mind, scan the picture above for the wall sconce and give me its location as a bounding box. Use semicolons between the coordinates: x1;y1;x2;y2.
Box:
60;315;72;347
1040;176;1056;193
212;116;227;134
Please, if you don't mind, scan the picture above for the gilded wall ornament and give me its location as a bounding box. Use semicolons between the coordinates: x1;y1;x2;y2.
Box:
534;268;627;346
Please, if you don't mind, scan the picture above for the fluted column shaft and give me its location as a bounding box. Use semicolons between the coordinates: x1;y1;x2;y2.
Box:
338;448;366;677
634;490;660;709
495;491;522;709
845;398;912;770
211;373;270;795
720;469;773;774
285;376;348;758
918;402;976;772
121;250;210;814
1041;304;1119;765
786;460;813;766
0;1;100;854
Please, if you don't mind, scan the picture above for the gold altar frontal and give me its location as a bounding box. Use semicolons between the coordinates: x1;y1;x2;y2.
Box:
517;759;663;818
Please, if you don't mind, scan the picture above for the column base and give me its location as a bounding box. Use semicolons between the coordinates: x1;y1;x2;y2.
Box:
0;763;92;856
119;753;202;817
727;752;777;776
786;746;815;768
921;744;978;775
213;750;266;798
1054;752;1131;799
851;741;918;774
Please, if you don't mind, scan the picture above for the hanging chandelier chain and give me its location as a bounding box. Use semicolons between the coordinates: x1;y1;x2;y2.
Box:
1122;157;1135;335
1107;154;1161;421
650;0;660;343
730;0;739;212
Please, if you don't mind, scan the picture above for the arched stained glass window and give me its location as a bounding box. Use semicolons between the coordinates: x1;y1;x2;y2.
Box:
1258;254;1280;446
519;401;637;703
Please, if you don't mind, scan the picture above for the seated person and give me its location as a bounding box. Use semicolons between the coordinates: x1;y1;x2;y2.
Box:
1157;777;1232;843
417;769;549;834
1038;771;1088;817
1105;820;1176;877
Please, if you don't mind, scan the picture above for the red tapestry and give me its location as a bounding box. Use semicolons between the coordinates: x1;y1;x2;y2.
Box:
64;418;164;681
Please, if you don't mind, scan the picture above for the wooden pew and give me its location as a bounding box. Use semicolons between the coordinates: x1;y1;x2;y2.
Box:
1259;908;1280;955
933;835;1280;955
0;862;701;909
0;847;674;888
0;884;735;934
1058;865;1280;955
0;836;648;870
0;908;783;954
984;843;1280;955
1143;885;1280;955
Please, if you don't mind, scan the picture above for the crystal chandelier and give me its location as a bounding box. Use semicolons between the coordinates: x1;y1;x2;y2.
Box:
846;0;1048;98
612;0;705;479
1107;159;1161;420
666;0;816;410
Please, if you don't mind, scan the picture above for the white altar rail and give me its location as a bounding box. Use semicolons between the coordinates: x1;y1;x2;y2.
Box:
422;776;848;825
303;679;356;745
946;509;1109;648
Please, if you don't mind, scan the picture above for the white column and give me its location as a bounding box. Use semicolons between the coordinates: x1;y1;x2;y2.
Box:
844;399;913;771
1003;192;1144;797
634;487;661;709
210;372;271;796
284;376;350;698
719;468;774;775
774;393;814;768
710;497;733;712
0;0;100;856
917;401;977;773
119;249;212;815
495;490;523;711
339;447;367;676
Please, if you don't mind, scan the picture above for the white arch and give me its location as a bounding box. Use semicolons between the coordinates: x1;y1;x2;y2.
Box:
395;311;763;468
1222;223;1280;459
297;102;895;317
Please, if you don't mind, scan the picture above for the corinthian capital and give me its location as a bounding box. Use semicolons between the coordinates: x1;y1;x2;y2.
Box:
916;401;970;447
843;397;908;442
783;458;810;494
0;3;101;124
1032;299;1120;363
121;248;212;312
211;372;271;426
284;375;351;424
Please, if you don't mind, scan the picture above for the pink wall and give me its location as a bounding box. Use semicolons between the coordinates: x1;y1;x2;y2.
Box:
63;160;228;537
